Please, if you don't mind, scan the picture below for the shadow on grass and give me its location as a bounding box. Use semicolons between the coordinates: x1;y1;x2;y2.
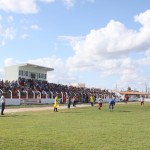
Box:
118;110;132;112
0;114;29;117
60;111;82;113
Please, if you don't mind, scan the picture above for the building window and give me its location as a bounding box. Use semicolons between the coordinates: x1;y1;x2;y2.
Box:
19;70;23;76
38;73;46;79
19;70;28;77
31;73;36;79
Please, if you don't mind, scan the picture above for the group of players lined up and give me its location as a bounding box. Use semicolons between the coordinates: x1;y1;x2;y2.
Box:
53;93;145;113
0;78;116;103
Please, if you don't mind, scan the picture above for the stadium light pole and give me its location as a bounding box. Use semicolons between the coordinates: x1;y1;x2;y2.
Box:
116;83;118;91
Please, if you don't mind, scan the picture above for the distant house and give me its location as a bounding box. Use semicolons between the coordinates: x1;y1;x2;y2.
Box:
4;63;54;81
119;91;150;101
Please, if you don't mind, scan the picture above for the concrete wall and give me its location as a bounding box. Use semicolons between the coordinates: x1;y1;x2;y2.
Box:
1;97;149;106
0;98;54;106
0;99;20;106
5;65;18;81
41;98;54;104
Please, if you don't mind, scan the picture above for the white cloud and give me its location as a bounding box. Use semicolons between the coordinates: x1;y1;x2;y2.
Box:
62;0;75;9
0;68;4;80
0;0;96;14
7;16;14;23
0;40;5;46
61;0;96;8
30;24;39;30
0;0;38;14
63;10;150;89
4;58;17;66
87;0;95;3
58;35;84;47
40;0;76;8
21;33;29;39
67;13;150;62
0;15;2;21
4;27;16;40
134;10;150;28
0;24;16;46
39;0;55;2
20;25;39;39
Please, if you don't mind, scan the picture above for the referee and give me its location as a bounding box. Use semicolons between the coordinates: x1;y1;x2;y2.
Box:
1;93;6;115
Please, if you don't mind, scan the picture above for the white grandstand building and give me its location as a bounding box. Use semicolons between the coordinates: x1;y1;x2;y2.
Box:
4;63;54;81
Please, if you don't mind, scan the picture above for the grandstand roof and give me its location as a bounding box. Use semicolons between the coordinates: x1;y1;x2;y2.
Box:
119;91;150;95
18;63;54;71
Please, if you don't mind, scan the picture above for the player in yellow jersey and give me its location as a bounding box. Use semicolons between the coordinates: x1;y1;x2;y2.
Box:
54;94;59;112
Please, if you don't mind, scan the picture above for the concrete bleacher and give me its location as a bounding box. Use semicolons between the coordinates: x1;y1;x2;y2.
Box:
0;78;116;105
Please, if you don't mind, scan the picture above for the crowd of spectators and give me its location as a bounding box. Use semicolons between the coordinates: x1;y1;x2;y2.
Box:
0;78;116;102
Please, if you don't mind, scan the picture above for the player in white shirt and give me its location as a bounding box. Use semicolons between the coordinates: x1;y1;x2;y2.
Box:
1;93;6;115
140;96;144;106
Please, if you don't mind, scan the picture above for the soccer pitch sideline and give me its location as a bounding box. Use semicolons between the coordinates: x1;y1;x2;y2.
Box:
0;102;150;150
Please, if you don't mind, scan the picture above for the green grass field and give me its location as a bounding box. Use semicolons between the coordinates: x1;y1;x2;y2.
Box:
0;102;150;150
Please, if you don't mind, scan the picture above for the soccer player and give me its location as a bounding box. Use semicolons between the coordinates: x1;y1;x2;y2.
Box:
90;94;94;106
140;96;144;106
109;97;115;112
98;97;103;110
67;95;72;109
54;94;59;112
1;93;6;115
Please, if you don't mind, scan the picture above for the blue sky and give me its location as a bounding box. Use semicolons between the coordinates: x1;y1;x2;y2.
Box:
0;0;150;92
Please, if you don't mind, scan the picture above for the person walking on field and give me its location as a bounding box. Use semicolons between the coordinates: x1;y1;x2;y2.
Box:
90;94;94;106
140;96;144;106
73;95;77;107
1;93;6;115
124;94;129;104
54;94;59;112
67;95;72;109
98;97;103;110
109;97;115;112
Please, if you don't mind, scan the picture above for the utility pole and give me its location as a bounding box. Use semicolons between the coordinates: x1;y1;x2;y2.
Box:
145;83;147;92
116;83;117;91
